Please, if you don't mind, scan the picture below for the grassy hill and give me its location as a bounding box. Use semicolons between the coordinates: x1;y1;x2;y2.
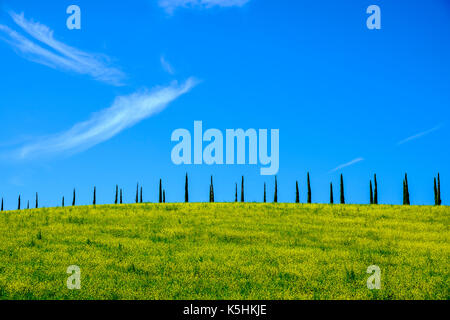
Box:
0;203;448;300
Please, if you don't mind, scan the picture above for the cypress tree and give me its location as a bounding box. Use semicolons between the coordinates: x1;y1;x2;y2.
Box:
115;185;118;204
241;176;244;203
307;172;311;204
185;174;189;203
340;174;345;204
18;195;21;210
27;201;30;210
274;176;278;203
72;189;76;206
93;187;96;206
140;187;143;203
35;192;38;209
235;183;238;202
163;190;166;203
136;183;139;204
374;174;378;204
434;177;438;206
263;183;266;203
330;182;334;204
370;180;373;204
1;198;3;211
438;173;441;206
62;196;65;207
403;179;406;205
295;181;299;204
210;176;215;203
403;173;410;205
159;179;163;203
120;189;123;204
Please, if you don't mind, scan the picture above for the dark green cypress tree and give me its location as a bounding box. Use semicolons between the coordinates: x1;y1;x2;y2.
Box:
241;176;244;203
93;187;96;206
120;189;123;204
374;174;378;205
18;195;21;210
210;176;215;203
185;174;189;203
209;177;212;202
140;186;143;203
370;180;373;204
72;189;76;206
27;200;29;210
403;179;406;205
403;173;410;205
295;181;299;203
36;192;38;209
274;176;278;203
163;190;166;203
434;177;438;206
115;185;118;204
438;173;441;206
136;183;139;204
307;172;311;204
159;179;163;203
1;198;3;211
62;196;65;207
340;174;345;204
330;182;334;204
235;183;238;202
263;183;266;203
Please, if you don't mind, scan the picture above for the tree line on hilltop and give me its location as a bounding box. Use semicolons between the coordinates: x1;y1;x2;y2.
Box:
0;172;443;211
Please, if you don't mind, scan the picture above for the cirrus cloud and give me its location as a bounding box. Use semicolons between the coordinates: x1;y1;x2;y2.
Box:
328;157;364;173
14;78;199;159
0;11;125;86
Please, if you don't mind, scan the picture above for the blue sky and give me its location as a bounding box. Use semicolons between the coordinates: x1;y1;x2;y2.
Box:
0;0;449;209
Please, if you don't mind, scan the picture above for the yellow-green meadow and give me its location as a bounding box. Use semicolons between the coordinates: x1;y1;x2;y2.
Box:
0;203;448;300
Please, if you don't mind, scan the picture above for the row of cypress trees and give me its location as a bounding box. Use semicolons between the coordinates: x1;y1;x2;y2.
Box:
226;173;347;204
196;172;439;205
1;172;444;210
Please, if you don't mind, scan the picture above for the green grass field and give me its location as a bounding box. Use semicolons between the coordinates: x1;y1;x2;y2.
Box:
0;203;448;300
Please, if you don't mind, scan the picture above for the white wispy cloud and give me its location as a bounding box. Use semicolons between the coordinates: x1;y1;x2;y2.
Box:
160;55;175;74
0;12;125;85
159;0;251;13
329;157;364;173
397;124;443;145
14;78;198;159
